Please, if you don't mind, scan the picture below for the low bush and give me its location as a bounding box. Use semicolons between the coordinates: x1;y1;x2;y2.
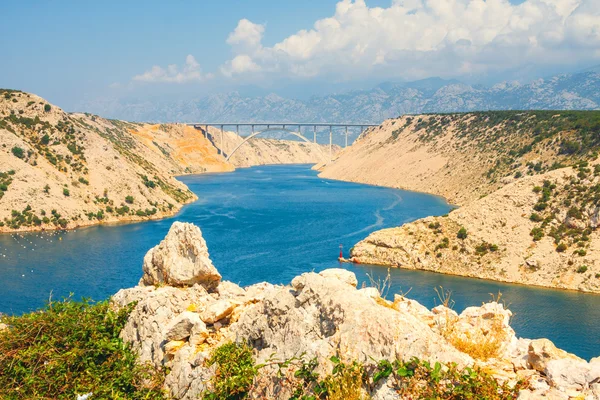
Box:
577;265;588;273
0;298;165;399
457;227;468;240
11;146;24;159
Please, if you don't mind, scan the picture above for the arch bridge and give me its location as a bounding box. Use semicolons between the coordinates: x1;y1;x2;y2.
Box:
187;123;379;162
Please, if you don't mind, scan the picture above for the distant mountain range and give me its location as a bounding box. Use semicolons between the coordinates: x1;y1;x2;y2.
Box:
80;67;600;126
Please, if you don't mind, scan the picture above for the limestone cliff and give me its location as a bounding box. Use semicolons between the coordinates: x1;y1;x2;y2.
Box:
320;111;600;292
110;222;600;399
0;89;329;233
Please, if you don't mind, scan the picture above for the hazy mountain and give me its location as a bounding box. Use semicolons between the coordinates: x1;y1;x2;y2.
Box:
79;67;600;125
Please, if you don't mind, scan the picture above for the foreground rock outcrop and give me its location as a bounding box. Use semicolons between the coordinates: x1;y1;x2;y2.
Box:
112;222;600;399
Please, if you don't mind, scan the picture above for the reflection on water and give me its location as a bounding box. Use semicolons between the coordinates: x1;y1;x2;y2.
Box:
0;165;599;360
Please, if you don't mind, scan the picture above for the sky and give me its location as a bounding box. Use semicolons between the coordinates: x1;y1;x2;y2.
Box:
1;0;599;109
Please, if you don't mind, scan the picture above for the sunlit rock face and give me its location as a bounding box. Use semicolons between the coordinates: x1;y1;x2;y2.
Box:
112;222;600;399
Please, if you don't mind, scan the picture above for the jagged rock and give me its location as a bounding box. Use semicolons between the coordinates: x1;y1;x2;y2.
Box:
166;311;204;341
358;287;380;298
216;281;246;298
201;299;235;324
545;358;591;390
528;339;593;390
114;285;210;367
140;222;221;289
528;339;584;373
189;322;209;346
232;272;472;369
244;282;278;301
318;268;358;287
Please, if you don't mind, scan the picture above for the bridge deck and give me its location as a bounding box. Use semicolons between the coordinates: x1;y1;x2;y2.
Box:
186;122;379;127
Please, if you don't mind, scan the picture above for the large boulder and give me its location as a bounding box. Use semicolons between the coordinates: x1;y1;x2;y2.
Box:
140;222;221;290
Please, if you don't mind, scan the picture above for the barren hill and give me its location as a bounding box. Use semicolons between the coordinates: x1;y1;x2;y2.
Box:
320;111;600;292
0;89;329;233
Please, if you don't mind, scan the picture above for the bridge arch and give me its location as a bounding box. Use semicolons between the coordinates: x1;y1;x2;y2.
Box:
225;127;323;161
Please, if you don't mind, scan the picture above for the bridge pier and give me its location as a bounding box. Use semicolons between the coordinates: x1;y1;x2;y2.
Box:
313;126;316;144
345;126;348;148
220;125;224;156
329;125;332;162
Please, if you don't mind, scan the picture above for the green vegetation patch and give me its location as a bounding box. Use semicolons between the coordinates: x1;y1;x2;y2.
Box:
202;342;525;400
0;170;15;200
0;298;165;399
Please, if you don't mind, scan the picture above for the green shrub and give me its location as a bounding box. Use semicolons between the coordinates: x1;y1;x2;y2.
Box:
41;134;50;145
63;188;70;197
44;103;51;112
11;146;24;159
577;265;588;273
0;298;165;399
529;213;543;222
457;227;468;240
125;195;134;204
556;243;568;252
203;342;258;400
530;227;544;241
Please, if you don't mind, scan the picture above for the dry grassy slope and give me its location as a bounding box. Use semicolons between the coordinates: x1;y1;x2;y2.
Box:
320;112;600;206
0;90;327;233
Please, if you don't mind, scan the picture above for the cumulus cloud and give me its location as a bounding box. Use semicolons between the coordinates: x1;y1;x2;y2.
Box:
220;0;600;81
220;55;262;77
133;55;209;83
226;19;265;51
132;0;600;85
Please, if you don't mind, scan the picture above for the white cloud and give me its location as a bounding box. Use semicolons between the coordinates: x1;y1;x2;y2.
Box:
132;0;600;85
133;55;208;83
226;19;265;51
219;0;600;81
221;55;262;77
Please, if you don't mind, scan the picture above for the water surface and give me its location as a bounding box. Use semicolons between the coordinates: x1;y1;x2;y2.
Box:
0;165;598;359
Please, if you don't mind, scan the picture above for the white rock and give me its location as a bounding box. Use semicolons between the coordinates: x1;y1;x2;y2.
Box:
189;321;209;346
166;311;203;341
318;268;358;287
216;281;246;297
140;222;221;289
358;287;381;299
201;299;235;324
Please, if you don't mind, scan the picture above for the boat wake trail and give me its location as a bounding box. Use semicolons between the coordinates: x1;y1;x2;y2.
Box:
339;193;403;239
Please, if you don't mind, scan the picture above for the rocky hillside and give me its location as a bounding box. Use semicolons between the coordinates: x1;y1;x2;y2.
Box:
0;89;329;233
320;111;600;293
321;111;600;205
5;221;593;399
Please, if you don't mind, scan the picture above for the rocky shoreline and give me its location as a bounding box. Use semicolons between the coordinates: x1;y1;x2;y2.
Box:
108;221;600;399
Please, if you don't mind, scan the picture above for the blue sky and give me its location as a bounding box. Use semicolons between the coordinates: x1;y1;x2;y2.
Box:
1;0;597;109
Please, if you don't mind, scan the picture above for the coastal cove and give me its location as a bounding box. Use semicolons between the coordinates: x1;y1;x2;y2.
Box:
1;164;599;360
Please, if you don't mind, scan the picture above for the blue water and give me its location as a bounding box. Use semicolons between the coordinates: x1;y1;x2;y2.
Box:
0;165;599;360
